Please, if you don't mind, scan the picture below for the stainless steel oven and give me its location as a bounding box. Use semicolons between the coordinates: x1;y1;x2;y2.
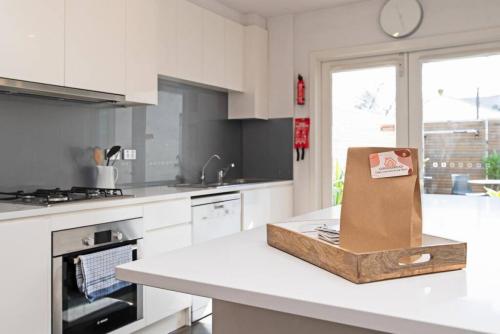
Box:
52;219;143;334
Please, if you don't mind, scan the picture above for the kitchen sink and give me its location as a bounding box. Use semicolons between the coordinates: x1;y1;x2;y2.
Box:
172;178;274;189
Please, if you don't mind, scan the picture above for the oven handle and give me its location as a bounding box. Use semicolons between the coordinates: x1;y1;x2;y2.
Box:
72;244;139;264
52;256;63;334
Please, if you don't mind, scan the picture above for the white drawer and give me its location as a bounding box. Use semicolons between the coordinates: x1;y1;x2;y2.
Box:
144;198;191;231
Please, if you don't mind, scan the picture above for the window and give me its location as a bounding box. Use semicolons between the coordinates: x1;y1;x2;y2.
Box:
419;53;500;195
321;43;500;206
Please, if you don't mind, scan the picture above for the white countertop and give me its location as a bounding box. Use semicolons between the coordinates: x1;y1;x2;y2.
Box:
117;195;500;334
0;180;292;222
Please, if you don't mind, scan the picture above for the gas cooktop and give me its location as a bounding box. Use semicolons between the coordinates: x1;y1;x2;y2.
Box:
0;187;133;207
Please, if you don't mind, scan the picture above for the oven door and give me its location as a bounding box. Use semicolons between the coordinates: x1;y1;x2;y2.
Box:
52;240;143;334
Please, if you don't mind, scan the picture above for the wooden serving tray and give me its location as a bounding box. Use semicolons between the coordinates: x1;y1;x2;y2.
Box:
267;221;467;284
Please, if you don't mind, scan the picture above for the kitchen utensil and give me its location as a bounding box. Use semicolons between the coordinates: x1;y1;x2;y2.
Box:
106;146;121;166
95;166;119;189
93;147;104;166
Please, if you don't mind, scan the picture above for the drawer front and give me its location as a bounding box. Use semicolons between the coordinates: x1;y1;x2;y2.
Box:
144;198;191;231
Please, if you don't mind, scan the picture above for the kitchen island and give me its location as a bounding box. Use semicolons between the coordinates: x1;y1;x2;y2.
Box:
116;195;500;334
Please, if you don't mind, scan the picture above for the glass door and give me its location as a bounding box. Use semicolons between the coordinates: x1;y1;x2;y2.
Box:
322;55;408;206
410;44;500;196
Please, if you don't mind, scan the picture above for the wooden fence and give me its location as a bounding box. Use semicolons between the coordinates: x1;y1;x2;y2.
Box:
423;120;500;194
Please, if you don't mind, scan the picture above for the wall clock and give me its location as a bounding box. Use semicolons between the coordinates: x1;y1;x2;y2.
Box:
380;0;423;38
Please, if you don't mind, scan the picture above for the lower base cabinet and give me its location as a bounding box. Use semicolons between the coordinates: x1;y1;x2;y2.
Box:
143;224;192;325
242;184;293;230
0;217;51;334
143;200;193;327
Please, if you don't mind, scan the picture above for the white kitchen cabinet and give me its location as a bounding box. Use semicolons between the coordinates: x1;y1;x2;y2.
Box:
241;188;271;230
229;25;269;119
224;19;244;92
144;223;192;326
268;15;295;119
158;0;178;78
0;217;51;334
0;0;64;85
126;0;158;104
242;184;294;230
176;0;203;83
143;199;192;326
203;10;226;88
65;0;126;94
143;198;191;231
269;184;294;221
157;0;244;92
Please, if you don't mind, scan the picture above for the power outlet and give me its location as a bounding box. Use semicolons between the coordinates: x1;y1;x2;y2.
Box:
122;149;137;160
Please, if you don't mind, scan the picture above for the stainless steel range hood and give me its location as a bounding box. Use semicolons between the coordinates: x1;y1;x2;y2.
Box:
0;77;125;104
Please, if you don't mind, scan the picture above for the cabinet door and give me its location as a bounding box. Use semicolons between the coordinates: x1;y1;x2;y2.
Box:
228;25;268;119
158;0;178;78
144;223;192;326
269;185;294;221
0;0;64;85
241;188;271;230
176;0;203;83
202;10;225;87
0;218;51;334
65;0;126;94
144;198;191;231
126;0;158;104
224;19;244;92
253;26;269;119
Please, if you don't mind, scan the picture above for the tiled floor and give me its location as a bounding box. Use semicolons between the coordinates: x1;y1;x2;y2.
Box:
171;315;212;334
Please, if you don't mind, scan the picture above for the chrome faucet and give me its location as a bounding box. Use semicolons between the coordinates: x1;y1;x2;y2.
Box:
217;163;236;184
201;154;221;184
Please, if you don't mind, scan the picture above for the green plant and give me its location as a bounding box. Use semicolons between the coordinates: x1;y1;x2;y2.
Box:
333;160;344;206
484;187;500;198
483;151;500;179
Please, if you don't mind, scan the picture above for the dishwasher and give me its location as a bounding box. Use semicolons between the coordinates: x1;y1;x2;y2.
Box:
191;192;242;322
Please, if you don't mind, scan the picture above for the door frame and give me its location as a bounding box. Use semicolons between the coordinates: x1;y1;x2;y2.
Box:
306;27;500;212
320;54;409;207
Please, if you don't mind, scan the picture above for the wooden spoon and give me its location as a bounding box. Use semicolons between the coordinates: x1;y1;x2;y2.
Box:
93;147;104;166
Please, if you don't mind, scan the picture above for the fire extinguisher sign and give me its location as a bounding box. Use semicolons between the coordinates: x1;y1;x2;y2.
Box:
294;118;310;161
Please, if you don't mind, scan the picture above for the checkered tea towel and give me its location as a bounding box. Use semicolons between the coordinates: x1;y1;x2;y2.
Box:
75;244;133;302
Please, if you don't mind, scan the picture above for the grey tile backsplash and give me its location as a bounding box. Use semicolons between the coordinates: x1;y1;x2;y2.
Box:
0;80;292;190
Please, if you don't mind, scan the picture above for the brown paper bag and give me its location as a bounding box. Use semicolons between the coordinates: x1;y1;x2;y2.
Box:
339;147;422;253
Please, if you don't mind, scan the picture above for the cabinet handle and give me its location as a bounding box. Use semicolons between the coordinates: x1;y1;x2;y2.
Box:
214;204;225;209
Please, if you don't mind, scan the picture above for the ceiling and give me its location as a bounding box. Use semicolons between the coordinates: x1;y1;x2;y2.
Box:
216;0;362;17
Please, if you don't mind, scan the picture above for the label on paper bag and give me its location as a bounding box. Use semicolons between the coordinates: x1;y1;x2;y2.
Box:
369;150;413;179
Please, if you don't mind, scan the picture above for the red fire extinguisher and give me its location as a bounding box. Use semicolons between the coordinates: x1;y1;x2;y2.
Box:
297;74;305;105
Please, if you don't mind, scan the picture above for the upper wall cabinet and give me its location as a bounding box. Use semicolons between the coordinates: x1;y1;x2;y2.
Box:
158;0;244;92
158;0;178;78
0;0;64;85
126;0;158;104
268;15;294;119
203;10;225;88
65;0;126;94
224;19;244;92
176;0;203;83
229;25;269;119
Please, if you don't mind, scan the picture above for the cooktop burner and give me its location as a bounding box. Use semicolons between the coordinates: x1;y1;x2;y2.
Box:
0;187;132;206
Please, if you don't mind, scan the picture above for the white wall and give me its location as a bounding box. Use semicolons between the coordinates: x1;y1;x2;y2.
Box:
266;0;500;214
188;0;267;28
